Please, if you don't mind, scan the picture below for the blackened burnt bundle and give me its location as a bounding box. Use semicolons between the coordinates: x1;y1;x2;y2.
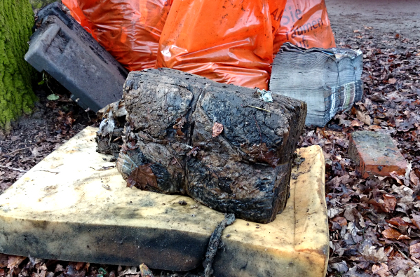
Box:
116;68;306;223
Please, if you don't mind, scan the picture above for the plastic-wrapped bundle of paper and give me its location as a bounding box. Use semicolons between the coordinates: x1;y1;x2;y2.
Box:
270;43;363;127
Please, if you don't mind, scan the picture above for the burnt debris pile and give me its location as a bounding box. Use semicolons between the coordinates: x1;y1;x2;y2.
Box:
98;68;307;223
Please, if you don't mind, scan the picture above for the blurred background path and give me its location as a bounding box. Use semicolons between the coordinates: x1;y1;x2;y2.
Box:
326;0;420;40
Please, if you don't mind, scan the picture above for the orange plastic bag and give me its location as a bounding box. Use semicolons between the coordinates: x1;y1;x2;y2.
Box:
62;0;172;71
62;0;96;38
156;0;285;90
272;0;336;53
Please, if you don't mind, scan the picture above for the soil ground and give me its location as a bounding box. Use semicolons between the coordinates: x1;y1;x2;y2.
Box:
1;1;420;276
326;0;420;40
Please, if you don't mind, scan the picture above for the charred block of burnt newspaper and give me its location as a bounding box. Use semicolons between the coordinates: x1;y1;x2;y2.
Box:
115;68;307;223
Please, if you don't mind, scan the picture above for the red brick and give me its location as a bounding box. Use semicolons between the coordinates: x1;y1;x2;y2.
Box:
349;131;408;178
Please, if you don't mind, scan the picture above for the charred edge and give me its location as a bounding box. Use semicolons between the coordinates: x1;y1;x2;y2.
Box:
271;163;292;218
272;99;306;164
186;87;205;146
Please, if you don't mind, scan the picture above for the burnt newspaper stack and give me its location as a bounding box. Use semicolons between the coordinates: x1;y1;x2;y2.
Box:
110;69;306;223
270;42;363;127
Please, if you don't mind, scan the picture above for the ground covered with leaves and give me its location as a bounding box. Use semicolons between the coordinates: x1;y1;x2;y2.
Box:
304;27;420;276
1;17;420;277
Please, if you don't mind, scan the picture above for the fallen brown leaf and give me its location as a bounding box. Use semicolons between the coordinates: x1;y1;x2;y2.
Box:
410;243;420;259
127;164;158;190
332;216;348;227
372;263;390;277
356;110;372;125
389;171;404;185
212;122;224;138
367;198;388;213
7;256;26;269
361;245;388;263
410;171;420;186
411;214;420;229
388;252;415;273
411;256;420;265
386;217;409;227
351;119;364;127
382;227;410;240
369;125;382;130
75;262;85;271
383;194;397;213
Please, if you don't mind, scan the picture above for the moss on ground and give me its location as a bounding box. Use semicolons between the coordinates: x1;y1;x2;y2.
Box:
0;0;38;130
29;0;60;11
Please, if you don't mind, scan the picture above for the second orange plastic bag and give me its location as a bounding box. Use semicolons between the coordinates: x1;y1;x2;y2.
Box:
272;0;336;53
156;0;285;90
63;0;172;71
